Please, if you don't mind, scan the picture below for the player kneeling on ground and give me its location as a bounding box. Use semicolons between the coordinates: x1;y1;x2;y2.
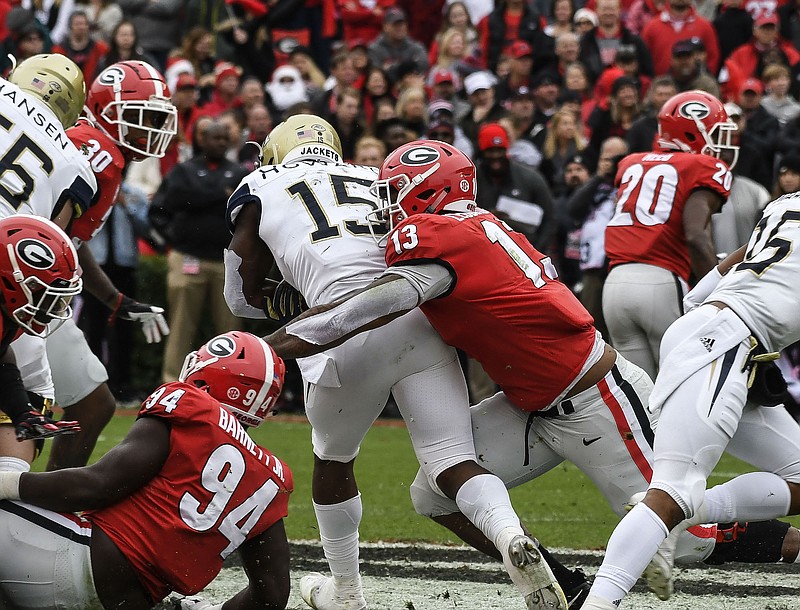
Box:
0;331;292;610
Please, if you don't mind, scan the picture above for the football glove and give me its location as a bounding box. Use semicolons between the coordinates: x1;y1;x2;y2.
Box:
742;338;787;407
263;280;307;325
13;410;81;441
110;294;170;344
170;596;223;610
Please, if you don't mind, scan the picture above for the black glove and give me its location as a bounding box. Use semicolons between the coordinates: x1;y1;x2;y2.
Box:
13;410;81;441
109;294;170;343
742;340;788;407
263;280;307;325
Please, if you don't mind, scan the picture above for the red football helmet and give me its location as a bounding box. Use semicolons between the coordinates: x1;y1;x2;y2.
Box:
0;214;82;337
368;140;477;241
657;90;739;168
179;332;286;427
86;60;178;160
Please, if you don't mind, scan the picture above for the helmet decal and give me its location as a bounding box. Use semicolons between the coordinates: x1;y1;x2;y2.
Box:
207;334;237;357
227;387;241;400
16;239;55;270
678;100;710;120
398;145;440;166
97;66;126;87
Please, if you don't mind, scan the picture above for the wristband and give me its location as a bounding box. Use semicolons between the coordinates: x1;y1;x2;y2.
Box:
0;471;21;500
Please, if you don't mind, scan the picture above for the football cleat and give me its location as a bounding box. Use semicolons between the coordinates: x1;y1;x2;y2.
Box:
564;573;591;609
503;535;568;609
625;491;676;600
299;572;367;610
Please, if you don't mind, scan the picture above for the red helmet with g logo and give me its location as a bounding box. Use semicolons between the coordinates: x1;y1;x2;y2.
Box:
657;90;739;168
0;214;82;337
368;140;477;240
179;332;286;427
86;60;178;160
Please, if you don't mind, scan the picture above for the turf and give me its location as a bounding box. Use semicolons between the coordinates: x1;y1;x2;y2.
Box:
39;411;800;550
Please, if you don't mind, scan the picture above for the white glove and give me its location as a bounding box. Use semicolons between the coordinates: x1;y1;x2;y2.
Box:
111;295;170;343
171;596;223;610
683;266;723;313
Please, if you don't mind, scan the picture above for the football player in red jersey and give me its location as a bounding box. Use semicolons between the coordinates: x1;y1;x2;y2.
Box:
32;60;177;471
263;140;800;604
602;90;738;380
0;215;83;446
0;331;292;610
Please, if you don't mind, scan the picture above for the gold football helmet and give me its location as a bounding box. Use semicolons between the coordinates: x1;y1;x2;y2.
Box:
260;114;343;165
8;54;86;129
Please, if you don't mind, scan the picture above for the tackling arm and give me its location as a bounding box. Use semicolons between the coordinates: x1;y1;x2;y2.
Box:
683;189;725;279
13;417;170;511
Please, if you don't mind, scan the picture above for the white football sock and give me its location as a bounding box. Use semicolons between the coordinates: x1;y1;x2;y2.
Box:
314;494;363;589
591;503;669;605
697;472;791;524
455;473;525;547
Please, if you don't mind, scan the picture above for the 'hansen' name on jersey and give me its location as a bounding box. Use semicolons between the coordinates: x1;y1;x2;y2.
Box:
0;81;70;151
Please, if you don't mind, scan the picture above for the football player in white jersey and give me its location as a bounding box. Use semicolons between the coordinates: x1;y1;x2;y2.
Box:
0;53;97;442
582;192;800;609
225;115;569;610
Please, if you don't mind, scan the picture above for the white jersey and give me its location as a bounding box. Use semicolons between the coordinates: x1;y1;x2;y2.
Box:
0;79;96;220
227;159;387;306
710;191;800;352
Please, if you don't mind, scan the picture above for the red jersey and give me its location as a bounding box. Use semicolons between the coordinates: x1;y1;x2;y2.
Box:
385;210;596;412
67;121;126;243
605;151;731;282
87;382;293;603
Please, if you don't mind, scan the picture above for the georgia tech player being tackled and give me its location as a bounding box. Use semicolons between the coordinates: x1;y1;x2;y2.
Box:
0;332;292;610
225;115;570;610
262;139;800;605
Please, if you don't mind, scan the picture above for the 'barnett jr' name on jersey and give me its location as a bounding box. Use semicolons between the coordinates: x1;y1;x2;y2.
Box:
0;79;96;220
227;159;387;307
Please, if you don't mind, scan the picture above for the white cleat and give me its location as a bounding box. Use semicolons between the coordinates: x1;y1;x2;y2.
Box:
503;535;568;609
644;527;679;601
579;594;619;609
299;572;367;610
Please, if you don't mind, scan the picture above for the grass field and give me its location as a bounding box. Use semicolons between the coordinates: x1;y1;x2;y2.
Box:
38;409;800;551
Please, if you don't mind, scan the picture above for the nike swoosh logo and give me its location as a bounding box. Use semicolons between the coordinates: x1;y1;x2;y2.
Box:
582;437;601;446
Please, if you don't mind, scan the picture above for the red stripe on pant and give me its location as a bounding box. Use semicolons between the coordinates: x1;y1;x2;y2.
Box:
598;377;654;481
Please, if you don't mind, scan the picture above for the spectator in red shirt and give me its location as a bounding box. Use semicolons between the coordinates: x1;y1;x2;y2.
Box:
198;62;242;118
337;0;395;48
478;0;555;73
55;8;108;83
641;0;720;75
728;13;800;79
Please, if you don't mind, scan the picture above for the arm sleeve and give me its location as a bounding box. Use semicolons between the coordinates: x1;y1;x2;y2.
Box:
382;262;453;302
224;248;268;319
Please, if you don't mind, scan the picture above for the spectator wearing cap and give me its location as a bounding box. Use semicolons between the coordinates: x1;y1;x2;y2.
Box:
367;7;429;81
667;38;720;95
728;12;800;80
374;116;413;154
586;75;641;167
713;0;754;62
167;28;217;105
773;151;800;197
550;153;590;291
573;7;599;35
505;85;547;158
429;69;470;117
531;70;563;129
625;74;676;152
198;61;242;117
427;1;480;69
55;9;109;83
266;64;309;113
459;70;508;149
477;0;556;74
161;72;201;174
540;108;588;195
428;99;474;155
475;122;556;251
735;77;780;189
761;63;800;125
337;0;396;49
641;0;720;76
495;40;535;104
578;0;654;83
568;136;628;341
117;0;182;71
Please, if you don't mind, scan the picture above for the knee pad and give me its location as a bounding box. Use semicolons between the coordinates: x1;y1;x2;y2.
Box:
409;469;458;518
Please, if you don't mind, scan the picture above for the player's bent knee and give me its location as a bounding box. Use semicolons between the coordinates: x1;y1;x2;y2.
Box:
410;469;458;517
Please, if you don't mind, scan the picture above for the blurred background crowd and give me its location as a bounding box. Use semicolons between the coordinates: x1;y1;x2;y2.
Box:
5;0;800;411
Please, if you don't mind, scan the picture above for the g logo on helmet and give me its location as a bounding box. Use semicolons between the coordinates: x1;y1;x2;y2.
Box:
16;238;55;270
678;101;710;120
98;66;126;87
399;145;440;166
227;387;241;400
207;335;236;357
